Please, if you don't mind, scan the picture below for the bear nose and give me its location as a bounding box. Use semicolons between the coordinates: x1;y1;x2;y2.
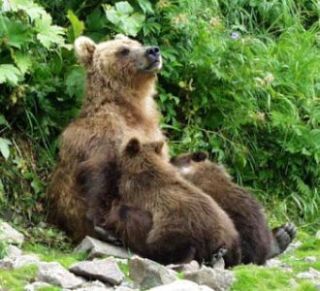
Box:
146;46;160;59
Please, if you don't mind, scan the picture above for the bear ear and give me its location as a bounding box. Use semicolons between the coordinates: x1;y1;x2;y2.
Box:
115;34;129;41
74;36;96;66
191;151;208;162
153;141;164;155
125;138;141;156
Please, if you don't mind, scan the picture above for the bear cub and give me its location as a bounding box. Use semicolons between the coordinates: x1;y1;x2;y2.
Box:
171;152;297;265
99;138;242;267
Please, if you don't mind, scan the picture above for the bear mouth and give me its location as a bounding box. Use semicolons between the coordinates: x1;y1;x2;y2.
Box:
144;59;162;72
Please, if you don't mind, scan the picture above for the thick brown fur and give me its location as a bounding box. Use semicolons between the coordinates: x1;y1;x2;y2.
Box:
46;35;168;241
171;152;296;265
102;138;242;267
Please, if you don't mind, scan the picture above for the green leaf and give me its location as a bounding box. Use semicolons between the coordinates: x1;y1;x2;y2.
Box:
0;64;22;85
65;66;85;99
0;137;12;160
0;115;9;127
10;0;47;21
67;10;85;40
115;1;134;14
12;52;32;74
35;14;65;49
103;2;145;36
0;16;32;48
137;0;154;14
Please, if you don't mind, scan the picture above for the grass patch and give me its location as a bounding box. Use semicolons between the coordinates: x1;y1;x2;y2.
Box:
0;241;8;260
0;265;38;291
232;231;320;291
24;243;87;268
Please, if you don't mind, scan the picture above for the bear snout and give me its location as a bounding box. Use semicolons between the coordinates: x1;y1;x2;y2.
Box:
145;46;161;60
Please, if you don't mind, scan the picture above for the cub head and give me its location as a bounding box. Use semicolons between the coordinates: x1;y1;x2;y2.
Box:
170;151;208;175
120;138;164;173
171;151;232;180
74;35;162;89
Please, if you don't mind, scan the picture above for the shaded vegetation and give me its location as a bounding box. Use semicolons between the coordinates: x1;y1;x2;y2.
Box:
0;0;319;230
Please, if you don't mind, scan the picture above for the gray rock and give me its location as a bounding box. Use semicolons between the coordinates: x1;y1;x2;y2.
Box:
296;267;320;281
147;280;214;291
284;240;302;253
304;256;317;263
167;260;200;273
24;281;52;291
0;254;40;269
70;257;125;285
0;221;24;246
115;287;139;291
13;254;40;269
75;236;130;259
128;256;177;289
0;257;13;269
37;262;84;289
265;258;282;268
184;265;235;291
6;245;22;258
63;280;113;291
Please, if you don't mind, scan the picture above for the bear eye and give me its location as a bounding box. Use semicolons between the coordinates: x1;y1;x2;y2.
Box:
119;47;130;56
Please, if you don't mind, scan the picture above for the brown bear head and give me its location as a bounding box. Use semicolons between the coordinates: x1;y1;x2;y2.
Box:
120;137;165;174
74;35;162;91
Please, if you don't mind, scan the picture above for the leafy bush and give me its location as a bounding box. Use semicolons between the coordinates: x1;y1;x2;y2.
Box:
0;0;84;223
1;0;319;228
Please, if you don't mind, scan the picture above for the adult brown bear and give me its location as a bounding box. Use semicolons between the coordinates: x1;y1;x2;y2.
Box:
47;35;168;241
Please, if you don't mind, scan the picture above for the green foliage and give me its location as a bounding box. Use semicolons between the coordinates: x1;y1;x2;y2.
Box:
0;0;319;228
0;0;83;223
0;240;8;260
0;265;38;290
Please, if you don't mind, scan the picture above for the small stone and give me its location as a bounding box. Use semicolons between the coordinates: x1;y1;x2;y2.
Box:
6;245;22;258
265;258;282;268
115;287;139;291
0;254;40;269
147;280;214;291
128;256;177;289
70;280;113;291
0;257;14;269
13;254;40;269
167;260;200;273
296;268;320;281
305;256;317;263
70;257;125;285
212;258;225;270
265;258;292;272
37;262;84;289
0;221;24;246
284;240;302;253
75;236;130;259
184;265;235;291
24;281;52;291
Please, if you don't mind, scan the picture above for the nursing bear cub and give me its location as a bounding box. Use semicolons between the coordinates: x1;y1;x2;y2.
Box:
87;138;241;267
171;152;297;265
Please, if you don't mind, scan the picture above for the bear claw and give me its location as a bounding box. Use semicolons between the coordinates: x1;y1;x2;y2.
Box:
269;222;297;259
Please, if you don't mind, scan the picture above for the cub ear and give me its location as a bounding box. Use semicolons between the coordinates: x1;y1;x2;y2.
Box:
125;138;141;156
115;34;130;40
191;151;208;162
153;141;164;155
74;36;96;66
